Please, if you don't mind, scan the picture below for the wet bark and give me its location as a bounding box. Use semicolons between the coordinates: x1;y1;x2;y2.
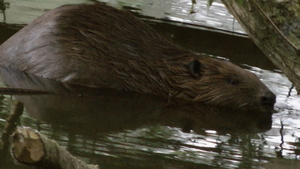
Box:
11;127;99;169
220;0;300;93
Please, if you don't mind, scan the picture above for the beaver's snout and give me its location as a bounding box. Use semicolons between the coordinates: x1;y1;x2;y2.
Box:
261;91;276;113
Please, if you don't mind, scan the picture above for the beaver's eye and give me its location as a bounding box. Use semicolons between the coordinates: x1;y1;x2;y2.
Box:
228;79;239;85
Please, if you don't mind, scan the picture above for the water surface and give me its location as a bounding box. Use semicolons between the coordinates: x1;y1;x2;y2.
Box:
0;0;300;169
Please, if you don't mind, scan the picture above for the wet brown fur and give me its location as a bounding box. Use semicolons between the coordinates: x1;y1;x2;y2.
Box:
0;3;275;112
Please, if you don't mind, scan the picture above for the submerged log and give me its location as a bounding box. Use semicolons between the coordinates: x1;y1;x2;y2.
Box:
220;0;300;93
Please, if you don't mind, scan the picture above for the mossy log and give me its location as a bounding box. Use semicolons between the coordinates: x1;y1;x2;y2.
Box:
220;0;300;92
11;127;99;169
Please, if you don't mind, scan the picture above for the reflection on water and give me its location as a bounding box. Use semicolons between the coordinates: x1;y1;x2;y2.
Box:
0;0;300;169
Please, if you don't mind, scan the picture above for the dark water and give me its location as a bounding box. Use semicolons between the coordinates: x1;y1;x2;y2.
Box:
0;0;300;169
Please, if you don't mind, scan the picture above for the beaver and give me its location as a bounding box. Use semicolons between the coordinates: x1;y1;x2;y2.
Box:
0;3;276;113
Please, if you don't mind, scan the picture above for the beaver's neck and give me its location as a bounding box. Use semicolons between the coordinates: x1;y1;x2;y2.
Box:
129;45;199;100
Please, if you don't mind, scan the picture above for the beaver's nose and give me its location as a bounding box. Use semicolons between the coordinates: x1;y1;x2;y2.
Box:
261;91;276;107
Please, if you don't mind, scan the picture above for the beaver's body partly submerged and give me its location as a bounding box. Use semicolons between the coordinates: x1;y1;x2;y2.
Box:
0;3;276;113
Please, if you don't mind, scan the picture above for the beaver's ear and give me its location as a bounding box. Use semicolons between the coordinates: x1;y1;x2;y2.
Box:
189;60;204;78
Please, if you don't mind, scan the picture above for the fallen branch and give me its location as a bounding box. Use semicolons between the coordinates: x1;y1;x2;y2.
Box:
11;127;99;169
0;87;52;95
1;101;24;151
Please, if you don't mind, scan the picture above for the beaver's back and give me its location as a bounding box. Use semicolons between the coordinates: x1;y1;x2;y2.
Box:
0;4;188;92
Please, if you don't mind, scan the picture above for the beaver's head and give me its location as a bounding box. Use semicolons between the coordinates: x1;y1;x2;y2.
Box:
168;57;276;114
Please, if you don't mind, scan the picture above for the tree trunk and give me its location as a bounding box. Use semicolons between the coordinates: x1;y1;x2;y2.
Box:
220;0;300;93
